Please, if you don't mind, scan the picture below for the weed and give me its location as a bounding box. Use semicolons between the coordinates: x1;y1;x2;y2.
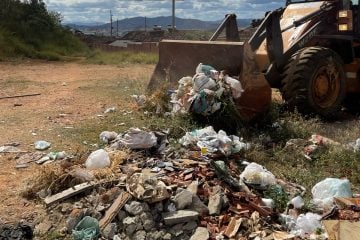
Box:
85;50;158;65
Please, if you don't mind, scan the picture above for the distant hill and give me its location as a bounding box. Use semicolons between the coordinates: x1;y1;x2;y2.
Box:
67;16;252;35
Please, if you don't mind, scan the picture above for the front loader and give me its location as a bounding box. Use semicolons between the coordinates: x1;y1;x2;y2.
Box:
148;0;360;120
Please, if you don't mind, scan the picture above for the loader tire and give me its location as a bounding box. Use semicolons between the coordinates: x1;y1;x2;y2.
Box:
281;47;345;118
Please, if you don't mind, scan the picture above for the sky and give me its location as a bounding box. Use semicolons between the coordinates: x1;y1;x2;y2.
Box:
44;0;285;24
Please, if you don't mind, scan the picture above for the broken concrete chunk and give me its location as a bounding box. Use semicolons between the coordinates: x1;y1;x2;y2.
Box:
134;230;147;240
173;189;194;210
183;221;198;231
66;209;85;232
102;223;117;239
190;195;209;215
125;201;144;216
123;217;137;235
99;131;118;144
163;210;199;225
189;227;210;240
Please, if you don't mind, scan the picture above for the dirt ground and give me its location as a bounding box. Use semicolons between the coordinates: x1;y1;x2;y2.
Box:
0;61;154;224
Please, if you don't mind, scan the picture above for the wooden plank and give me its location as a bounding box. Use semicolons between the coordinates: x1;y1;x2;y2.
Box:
323;220;339;240
44;181;98;206
339;221;360;240
99;191;131;230
0;93;41;100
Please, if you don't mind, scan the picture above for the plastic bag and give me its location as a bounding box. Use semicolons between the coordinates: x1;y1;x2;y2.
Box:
311;178;352;210
224;76;244;99
114;128;157;149
192;73;217;92
292;213;322;237
34;140;51;150
85;149;110;170
72;216;100;240
195;63;216;76
290;196;304;209
240;162;276;189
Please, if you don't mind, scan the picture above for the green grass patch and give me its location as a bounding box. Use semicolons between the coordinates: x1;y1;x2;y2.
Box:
85;50;158;65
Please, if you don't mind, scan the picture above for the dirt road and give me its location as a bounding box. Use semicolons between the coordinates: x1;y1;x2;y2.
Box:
0;61;154;224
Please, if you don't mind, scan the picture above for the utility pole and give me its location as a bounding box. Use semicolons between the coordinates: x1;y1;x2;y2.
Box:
116;18;119;37
110;10;113;37
144;16;147;32
172;0;175;30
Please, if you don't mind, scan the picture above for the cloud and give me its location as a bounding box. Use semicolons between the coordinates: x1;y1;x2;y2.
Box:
44;0;284;24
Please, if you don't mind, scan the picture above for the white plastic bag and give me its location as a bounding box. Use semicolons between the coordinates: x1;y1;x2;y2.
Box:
311;178;352;210
224;76;244;99
292;213;322;237
240;162;276;189
115;128;157;149
85;149;111;170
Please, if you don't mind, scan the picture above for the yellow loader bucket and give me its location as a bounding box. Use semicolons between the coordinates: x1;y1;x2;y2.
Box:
148;40;271;121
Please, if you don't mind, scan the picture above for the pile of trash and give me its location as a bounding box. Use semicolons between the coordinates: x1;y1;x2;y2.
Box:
170;63;243;116
13;127;358;240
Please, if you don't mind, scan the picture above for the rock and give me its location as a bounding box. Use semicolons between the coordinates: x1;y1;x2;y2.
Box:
173;190;193;210
141;212;155;231
190;195;209;215
147;230;165;240
183;221;198;231
187;181;199;195
101;187;121;204
208;193;222;215
113;235;121;240
125;201;145;216
163;210;199;225
117;210;127;222
66;209;84;231
102;223;117;239
133;230;146;240
163;233;172;240
60;203;73;214
35;222;52;235
189;227;209;240
154;202;163;212
100;131;118;144
123;217;137;235
85;149;110;170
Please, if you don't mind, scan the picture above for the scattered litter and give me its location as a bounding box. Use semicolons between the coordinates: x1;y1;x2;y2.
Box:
104;107;116;114
0;145;24;153
289;196;304;209
131;95;147;106
99;131;118;144
349;138;360;152
179;126;249;156
111;128;157;150
85;149;111;170
34;140;51;150
240;162;276;189
72;216;100;240
292;212;322;237
312;178;352;210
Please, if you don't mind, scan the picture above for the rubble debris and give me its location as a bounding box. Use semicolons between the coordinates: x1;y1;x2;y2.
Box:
44;181;98;206
173;189;194;210
240;162;276;190
126;172;170;203
310;134;340;146
99;131;118;144
72;216;100;240
111;128;157;150
210;160;243;191
208;186;224;215
312;178;352;210
36;151;68;164
0;145;25;153
85;149;111;170
34;140;51;150
189;227;210;240
179;126;249;156
224;217;243;238
163;210;199;225
99;191;131;230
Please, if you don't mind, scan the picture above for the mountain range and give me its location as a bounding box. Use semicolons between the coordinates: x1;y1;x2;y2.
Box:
66;16;253;34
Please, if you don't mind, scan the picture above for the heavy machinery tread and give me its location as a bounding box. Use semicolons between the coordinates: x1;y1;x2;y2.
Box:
280;47;346;117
